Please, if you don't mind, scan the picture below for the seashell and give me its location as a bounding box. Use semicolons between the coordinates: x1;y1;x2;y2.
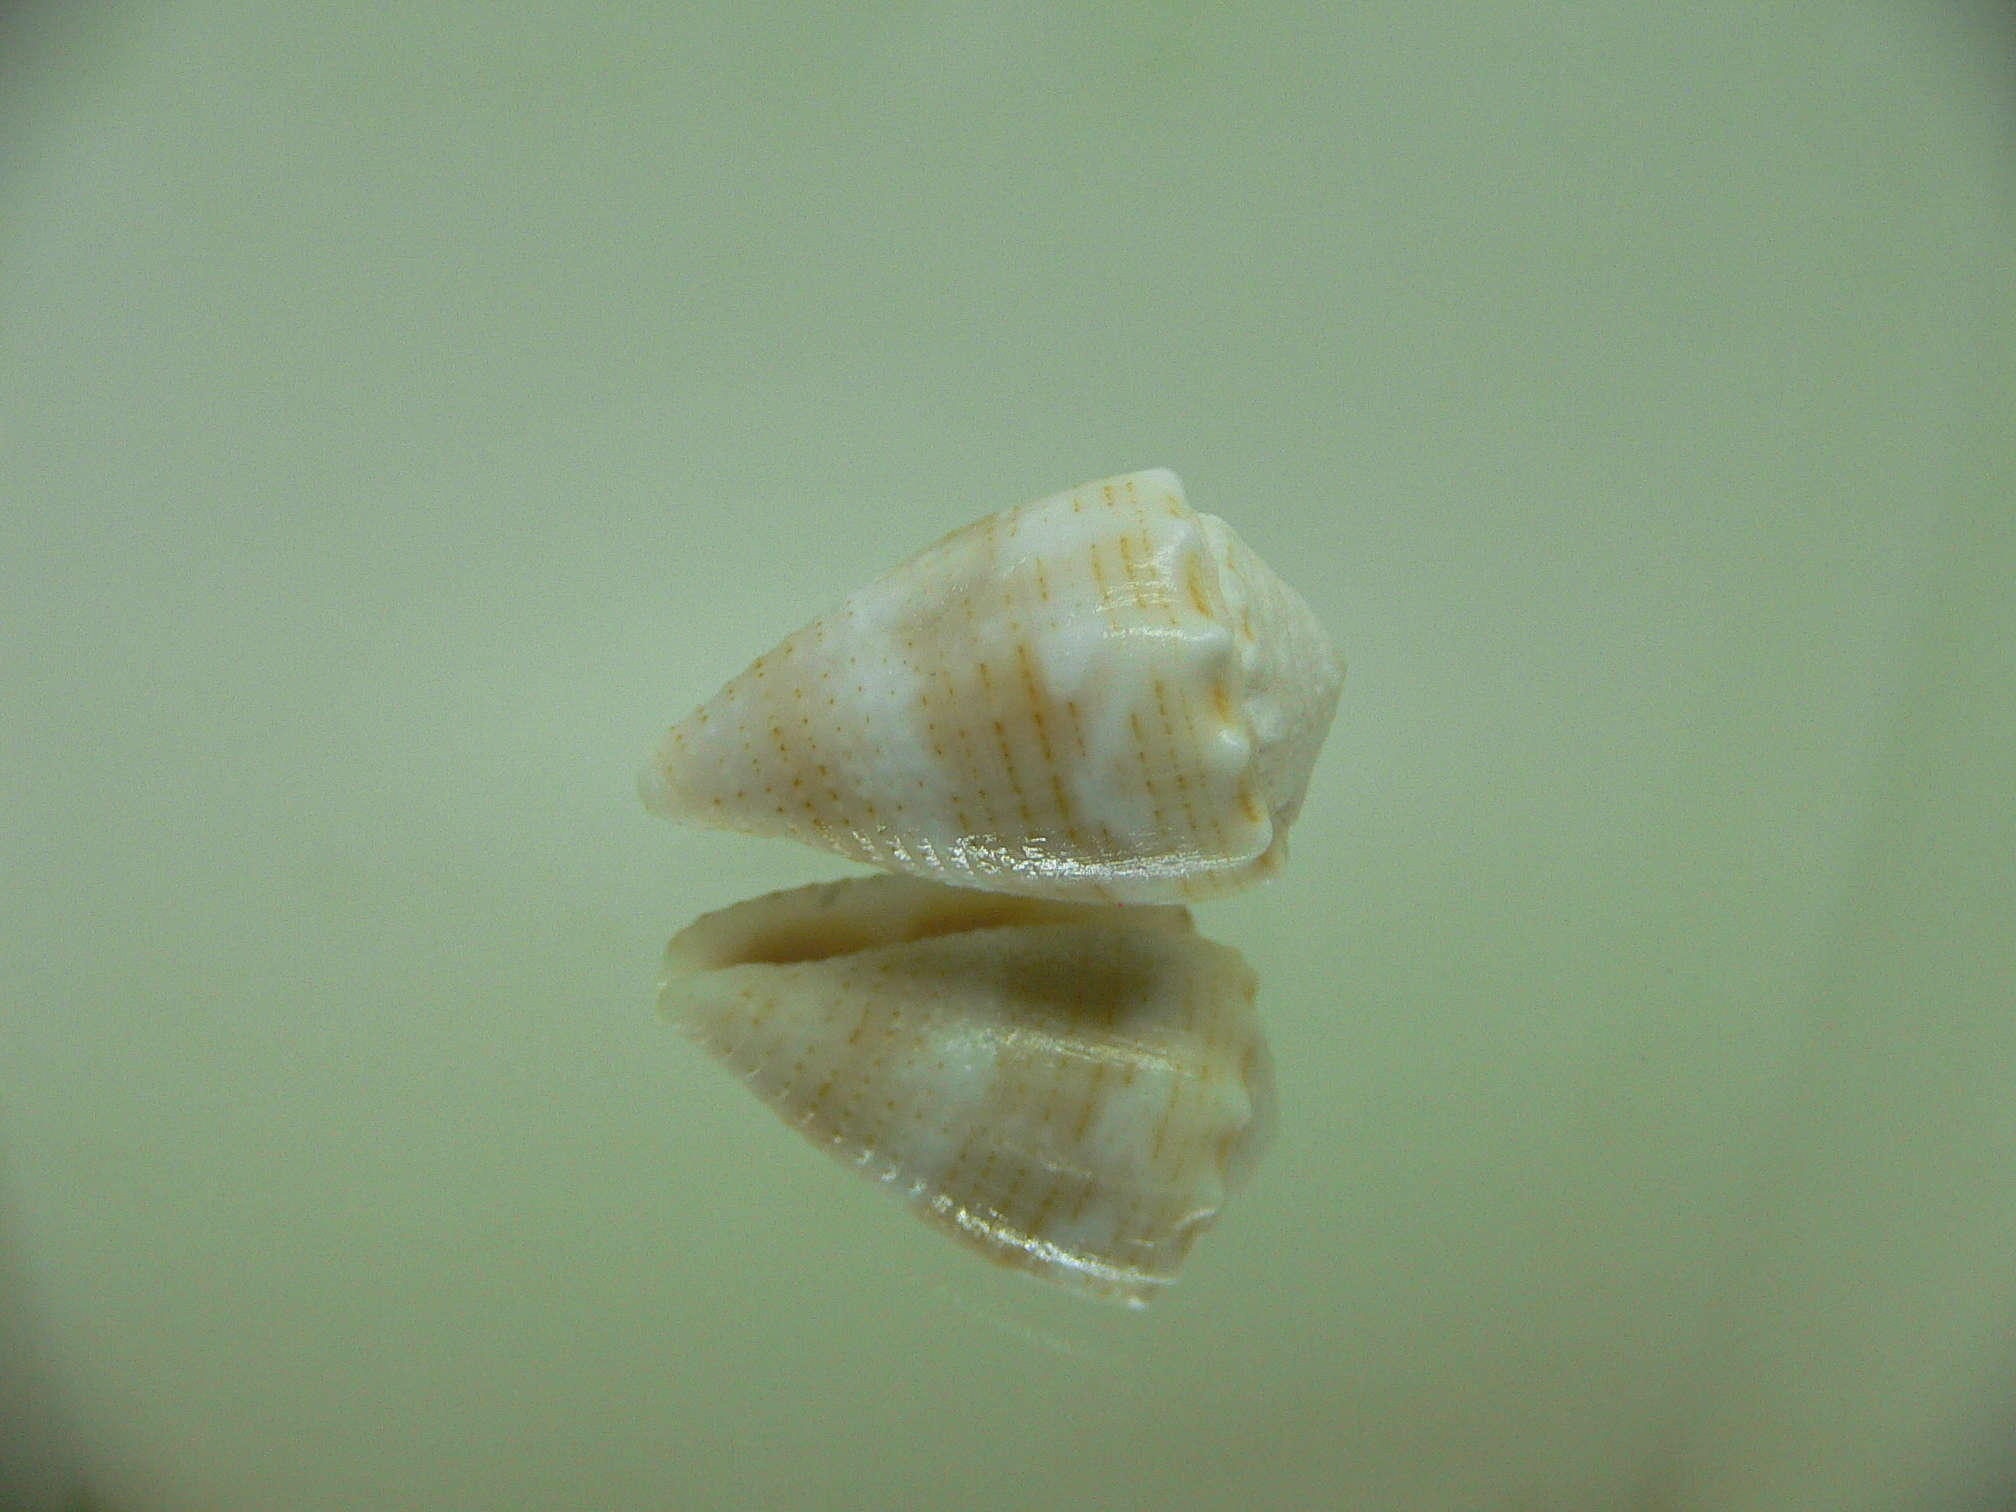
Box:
661;873;1275;1306
641;468;1343;903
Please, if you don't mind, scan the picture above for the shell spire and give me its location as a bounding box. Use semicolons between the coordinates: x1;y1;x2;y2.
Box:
641;469;1343;903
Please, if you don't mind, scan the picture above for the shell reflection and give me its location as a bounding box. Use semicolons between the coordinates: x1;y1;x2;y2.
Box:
662;874;1274;1306
641;468;1344;903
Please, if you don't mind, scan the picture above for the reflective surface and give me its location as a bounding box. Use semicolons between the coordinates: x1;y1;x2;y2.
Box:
662;874;1272;1307
1;4;2011;1509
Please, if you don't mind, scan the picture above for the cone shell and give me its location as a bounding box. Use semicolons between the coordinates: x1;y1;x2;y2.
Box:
662;874;1275;1306
641;469;1343;903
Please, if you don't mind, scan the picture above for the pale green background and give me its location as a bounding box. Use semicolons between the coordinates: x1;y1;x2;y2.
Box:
2;3;2013;1510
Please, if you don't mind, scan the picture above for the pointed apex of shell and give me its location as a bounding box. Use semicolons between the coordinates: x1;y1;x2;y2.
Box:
637;750;676;818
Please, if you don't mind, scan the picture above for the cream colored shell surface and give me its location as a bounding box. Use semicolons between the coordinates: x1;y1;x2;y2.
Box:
661;875;1275;1306
641;469;1343;903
